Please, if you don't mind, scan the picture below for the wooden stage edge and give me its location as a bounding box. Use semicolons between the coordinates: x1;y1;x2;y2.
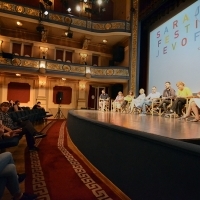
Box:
72;109;200;143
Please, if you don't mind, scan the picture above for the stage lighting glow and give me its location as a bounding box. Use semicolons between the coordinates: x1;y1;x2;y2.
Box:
76;5;81;12
44;10;48;15
97;0;103;5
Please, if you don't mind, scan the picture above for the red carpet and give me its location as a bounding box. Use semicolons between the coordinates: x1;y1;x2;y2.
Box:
25;120;122;200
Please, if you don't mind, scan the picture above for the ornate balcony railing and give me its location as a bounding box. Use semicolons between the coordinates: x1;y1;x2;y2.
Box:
0;1;131;33
0;55;129;80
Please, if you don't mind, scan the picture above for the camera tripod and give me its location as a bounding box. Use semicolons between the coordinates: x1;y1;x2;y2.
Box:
54;104;66;119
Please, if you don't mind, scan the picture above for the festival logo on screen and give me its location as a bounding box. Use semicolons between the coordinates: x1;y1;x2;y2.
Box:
154;2;200;58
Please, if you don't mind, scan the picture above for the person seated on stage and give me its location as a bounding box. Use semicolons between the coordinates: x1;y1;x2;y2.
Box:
32;102;43;110
0;102;46;151
13;101;23;112
180;92;200;122
166;81;192;118
129;88;146;113
137;86;160;116
99;90;109;111
0;151;37;200
121;90;134;111
112;91;124;111
155;81;176;114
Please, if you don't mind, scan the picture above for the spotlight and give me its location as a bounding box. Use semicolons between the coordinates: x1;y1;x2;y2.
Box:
39;2;48;15
76;5;81;12
44;10;48;15
97;0;103;5
67;7;71;12
65;30;73;38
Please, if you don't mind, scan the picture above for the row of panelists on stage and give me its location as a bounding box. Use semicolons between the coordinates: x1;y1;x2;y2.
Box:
99;81;200;122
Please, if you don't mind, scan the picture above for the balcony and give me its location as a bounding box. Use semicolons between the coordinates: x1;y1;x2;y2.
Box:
0;54;129;81
0;1;131;34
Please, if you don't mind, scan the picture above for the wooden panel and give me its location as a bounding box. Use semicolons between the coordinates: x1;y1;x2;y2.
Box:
53;86;72;105
7;82;30;103
12;43;21;55
65;51;72;62
56;50;63;61
24;44;32;57
92;55;98;66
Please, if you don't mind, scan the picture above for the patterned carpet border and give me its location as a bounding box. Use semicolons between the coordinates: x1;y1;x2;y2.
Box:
29;121;56;200
58;121;113;200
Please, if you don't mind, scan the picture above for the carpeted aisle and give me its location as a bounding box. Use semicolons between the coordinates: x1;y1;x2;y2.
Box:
25;120;122;200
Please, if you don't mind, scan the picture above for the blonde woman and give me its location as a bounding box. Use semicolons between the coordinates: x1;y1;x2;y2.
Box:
167;81;192;117
112;91;124;111
121;91;134;111
129;88;146;113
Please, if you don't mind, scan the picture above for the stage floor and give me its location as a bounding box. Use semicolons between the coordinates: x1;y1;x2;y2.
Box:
73;110;200;140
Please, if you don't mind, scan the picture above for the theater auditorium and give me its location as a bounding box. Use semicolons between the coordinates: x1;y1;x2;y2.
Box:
0;0;200;199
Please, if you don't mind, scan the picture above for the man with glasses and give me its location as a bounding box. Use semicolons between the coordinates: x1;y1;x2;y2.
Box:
138;86;160;116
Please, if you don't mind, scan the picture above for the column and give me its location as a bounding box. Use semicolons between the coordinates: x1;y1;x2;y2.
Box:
36;76;47;110
129;0;139;93
77;80;87;109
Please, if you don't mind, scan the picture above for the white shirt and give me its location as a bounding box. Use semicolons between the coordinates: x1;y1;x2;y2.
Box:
146;92;160;100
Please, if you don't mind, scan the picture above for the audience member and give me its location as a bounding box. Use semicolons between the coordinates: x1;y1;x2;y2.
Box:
13;101;23;112
129;88;146;113
99;90;109;111
155;82;176;114
0;152;37;200
138;86;160;116
166;81;192;117
32;102;42;110
180;92;200;122
121;90;134;111
112;91;124;111
0;102;46;151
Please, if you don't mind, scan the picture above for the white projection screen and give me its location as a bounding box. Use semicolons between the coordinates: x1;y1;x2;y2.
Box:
148;0;200;94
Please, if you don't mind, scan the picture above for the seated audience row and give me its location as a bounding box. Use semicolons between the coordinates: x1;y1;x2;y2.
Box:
0;102;46;151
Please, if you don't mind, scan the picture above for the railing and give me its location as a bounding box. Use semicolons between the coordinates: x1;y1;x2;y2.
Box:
0;1;131;34
0;55;129;79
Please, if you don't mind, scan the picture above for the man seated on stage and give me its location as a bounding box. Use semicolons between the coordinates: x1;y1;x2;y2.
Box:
166;81;192;118
99;89;109;111
155;81;176;114
138;86;160;116
0;102;46;151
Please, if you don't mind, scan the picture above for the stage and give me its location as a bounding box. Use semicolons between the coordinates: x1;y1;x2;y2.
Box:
67;109;200;199
72;109;200;141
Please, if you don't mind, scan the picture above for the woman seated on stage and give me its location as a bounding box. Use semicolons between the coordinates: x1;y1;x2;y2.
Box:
166;81;192;117
129;88;146;113
180;92;200;122
112;91;124;111
121;90;134;111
